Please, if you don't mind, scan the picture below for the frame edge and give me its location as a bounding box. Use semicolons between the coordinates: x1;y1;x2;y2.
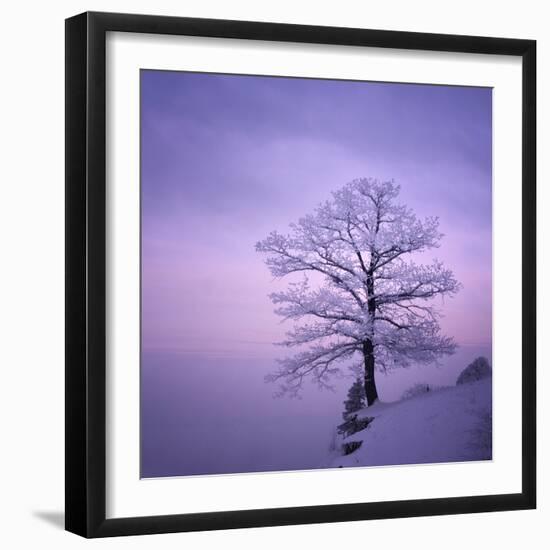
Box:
65;11;89;538
65;11;537;538
520;39;537;511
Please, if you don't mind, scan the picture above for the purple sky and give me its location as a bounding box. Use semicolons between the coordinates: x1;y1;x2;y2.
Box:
141;70;492;357
140;70;492;477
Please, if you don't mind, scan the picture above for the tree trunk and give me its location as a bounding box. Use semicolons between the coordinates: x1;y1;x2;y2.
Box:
363;339;378;406
364;268;378;407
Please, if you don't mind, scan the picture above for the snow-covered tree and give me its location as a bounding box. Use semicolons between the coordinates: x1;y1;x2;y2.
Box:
456;356;492;385
342;378;366;416
256;178;461;406
337;378;367;437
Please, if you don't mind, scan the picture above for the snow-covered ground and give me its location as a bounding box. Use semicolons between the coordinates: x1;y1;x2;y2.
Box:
328;377;492;468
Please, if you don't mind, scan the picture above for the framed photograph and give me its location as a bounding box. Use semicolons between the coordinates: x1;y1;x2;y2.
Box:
65;11;536;538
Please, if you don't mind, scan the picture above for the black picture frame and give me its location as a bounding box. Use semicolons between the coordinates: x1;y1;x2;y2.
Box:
65;11;536;538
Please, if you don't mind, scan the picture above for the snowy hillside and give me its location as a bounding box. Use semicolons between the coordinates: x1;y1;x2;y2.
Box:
328;377;492;468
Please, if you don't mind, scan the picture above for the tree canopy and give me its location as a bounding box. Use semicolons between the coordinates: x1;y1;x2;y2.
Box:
256;178;460;403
